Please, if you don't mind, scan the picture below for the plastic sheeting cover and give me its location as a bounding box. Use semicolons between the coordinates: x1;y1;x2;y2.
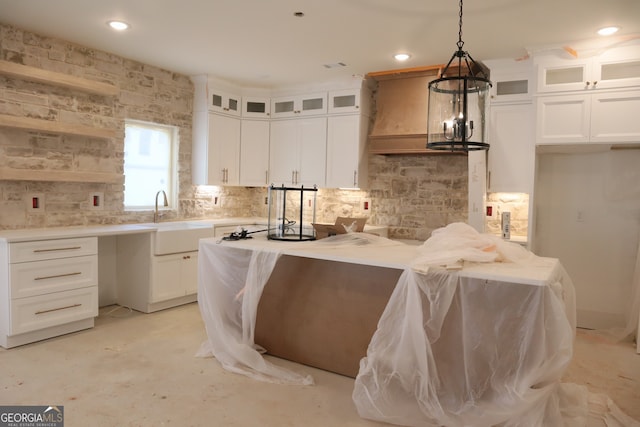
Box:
196;223;639;426
352;256;575;426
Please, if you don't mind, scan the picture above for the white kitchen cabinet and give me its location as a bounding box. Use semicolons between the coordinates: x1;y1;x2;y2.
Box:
0;237;98;348
590;91;640;143
484;58;535;193
271;92;327;118
328;88;363;114
116;233;200;314
487;102;535;193
151;252;198;303
536;90;640;145
485;58;532;103
269;117;327;187
536;94;590;144
208;113;240;185
535;44;640;93
209;88;241;117
192;112;241;185
240;120;270;186
242;97;270;119
326;114;369;188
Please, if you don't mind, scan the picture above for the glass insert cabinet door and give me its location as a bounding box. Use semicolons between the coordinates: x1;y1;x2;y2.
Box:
271;93;327;118
328;89;362;114
209;90;241;116
536;45;640;92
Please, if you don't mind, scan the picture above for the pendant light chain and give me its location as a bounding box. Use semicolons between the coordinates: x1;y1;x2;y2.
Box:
457;0;464;51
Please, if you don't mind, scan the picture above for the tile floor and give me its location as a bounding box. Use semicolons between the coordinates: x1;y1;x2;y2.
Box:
0;303;638;427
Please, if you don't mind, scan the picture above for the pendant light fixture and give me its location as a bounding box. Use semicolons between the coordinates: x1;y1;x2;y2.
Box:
427;0;492;152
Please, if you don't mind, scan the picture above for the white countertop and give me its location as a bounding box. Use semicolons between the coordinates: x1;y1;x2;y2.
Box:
0;217;268;242
202;233;560;287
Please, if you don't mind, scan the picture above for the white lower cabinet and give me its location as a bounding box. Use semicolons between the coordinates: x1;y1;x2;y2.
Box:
0;237;99;348
116;233;198;313
150;252;198;303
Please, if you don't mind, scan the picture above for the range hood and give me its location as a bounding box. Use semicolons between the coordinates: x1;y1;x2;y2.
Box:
368;66;461;155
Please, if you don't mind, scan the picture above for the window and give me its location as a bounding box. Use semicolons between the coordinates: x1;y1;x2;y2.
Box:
124;120;178;210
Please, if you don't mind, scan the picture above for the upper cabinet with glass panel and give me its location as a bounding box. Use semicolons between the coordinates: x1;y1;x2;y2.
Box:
242;97;270;119
485;58;532;103
328;88;365;114
270;93;327;118
209;89;241;117
535;44;640;93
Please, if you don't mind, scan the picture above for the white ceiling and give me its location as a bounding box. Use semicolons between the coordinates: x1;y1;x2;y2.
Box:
0;0;639;88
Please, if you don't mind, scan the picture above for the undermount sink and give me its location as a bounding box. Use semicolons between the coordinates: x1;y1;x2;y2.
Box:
153;222;214;255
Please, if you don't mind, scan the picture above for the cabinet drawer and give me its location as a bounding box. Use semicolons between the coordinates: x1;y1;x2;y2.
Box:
10;255;98;299
10;237;97;263
10;286;98;335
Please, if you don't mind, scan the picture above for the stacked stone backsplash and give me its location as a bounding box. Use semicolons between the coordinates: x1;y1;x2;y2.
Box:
0;23;468;238
484;192;529;239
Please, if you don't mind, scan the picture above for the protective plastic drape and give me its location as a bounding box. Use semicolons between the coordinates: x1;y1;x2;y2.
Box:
196;223;639;426
196;241;313;384
352;260;575;426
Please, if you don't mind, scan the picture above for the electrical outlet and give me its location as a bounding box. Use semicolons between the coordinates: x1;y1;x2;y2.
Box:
362;198;371;211
26;193;45;213
212;195;220;206
485;204;496;218
89;192;104;210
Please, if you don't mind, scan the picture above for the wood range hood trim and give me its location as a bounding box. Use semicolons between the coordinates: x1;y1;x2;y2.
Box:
367;65;465;155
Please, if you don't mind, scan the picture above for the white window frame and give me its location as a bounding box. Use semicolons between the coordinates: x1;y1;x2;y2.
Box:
123;119;178;211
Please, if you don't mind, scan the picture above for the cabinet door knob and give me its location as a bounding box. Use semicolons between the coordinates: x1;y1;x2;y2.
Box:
593;81;598;87
585;81;591;87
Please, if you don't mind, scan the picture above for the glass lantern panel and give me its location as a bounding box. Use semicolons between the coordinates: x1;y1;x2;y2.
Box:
427;77;490;150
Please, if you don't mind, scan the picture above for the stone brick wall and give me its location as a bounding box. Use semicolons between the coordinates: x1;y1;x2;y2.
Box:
485;192;529;239
366;154;468;240
0;23;469;239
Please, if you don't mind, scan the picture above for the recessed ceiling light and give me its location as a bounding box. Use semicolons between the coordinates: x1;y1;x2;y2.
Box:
597;26;620;36
394;53;411;62
107;20;130;31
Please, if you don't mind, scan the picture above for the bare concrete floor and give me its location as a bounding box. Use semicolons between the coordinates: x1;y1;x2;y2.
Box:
1;303;638;427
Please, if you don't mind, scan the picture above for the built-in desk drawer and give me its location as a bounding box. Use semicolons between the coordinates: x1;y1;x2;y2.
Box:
10;286;98;335
10;255;98;299
9;237;97;263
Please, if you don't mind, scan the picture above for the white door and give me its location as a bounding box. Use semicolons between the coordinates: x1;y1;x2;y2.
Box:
208;113;240;185
327;115;359;188
269;119;299;185
240;120;270;186
536;95;590;144
297;117;327;187
488;103;534;193
590;90;640;143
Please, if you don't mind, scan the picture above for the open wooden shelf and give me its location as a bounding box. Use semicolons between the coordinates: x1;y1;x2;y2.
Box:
0;114;117;140
0;168;123;184
0;60;119;96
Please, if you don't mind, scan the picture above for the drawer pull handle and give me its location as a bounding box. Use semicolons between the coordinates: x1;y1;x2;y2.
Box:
35;303;82;315
33;246;82;253
34;272;82;281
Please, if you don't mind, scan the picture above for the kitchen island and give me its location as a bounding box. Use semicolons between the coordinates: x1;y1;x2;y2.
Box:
197;229;577;426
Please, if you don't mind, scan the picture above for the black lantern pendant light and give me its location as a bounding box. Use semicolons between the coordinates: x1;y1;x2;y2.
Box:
427;0;492;152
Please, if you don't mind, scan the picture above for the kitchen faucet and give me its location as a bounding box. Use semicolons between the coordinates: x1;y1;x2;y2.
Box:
154;190;168;223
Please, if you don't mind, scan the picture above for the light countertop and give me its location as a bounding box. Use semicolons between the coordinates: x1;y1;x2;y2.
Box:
202;234;560;287
0;217;269;242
